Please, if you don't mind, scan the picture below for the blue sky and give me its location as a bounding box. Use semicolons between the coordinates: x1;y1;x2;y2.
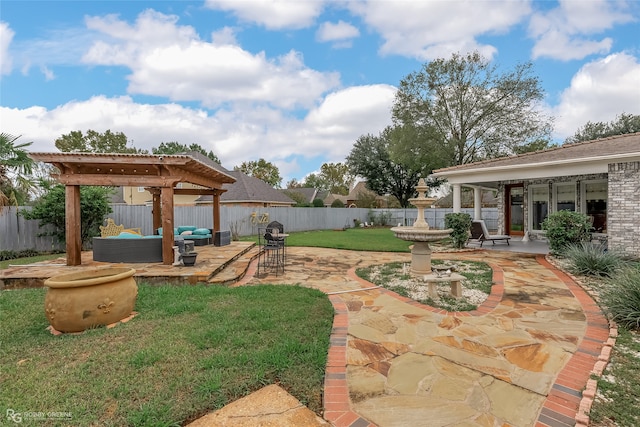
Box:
1;0;639;184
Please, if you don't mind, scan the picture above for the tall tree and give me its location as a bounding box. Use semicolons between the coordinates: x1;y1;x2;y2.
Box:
55;129;146;153
152;142;221;164
234;158;282;188
347;127;425;208
392;51;553;169
298;163;354;195
318;163;354;195
565;113;640;144
0;133;35;207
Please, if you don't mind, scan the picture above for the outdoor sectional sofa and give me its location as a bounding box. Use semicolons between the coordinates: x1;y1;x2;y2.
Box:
157;226;213;246
93;234;163;263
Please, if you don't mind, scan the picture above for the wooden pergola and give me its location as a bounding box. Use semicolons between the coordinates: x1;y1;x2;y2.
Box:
28;152;236;266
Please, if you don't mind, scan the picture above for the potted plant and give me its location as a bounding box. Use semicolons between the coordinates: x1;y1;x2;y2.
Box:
181;252;198;266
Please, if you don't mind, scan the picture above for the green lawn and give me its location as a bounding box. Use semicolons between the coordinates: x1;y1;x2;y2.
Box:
244;226;419;252
0;285;333;426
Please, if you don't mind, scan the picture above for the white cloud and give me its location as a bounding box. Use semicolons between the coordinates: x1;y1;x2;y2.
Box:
553;53;640;138
347;1;530;60
0;22;14;75
2;84;395;177
211;26;239;45
529;0;635;60
81;11;340;109
316;20;360;47
205;0;324;30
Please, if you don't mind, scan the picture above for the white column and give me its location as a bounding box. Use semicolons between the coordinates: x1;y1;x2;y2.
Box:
474;187;482;220
452;184;462;213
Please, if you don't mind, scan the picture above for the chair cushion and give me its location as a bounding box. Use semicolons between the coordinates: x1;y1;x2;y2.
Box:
193;228;211;235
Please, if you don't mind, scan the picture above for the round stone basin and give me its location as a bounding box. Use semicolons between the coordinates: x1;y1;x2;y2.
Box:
391;226;453;242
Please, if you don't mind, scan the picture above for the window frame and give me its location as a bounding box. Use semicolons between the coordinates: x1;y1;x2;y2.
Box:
528;183;550;232
553;181;577;213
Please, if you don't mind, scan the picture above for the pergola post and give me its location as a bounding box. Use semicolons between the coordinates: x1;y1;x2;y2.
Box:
213;190;221;234
65;185;82;266
152;191;161;234
161;186;175;265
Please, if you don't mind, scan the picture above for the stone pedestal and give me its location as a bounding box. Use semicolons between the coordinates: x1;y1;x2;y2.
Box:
411;241;432;275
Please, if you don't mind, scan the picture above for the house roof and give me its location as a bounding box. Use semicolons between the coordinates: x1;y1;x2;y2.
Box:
431;132;640;187
347;181;377;200
197;171;295;205
281;187;318;203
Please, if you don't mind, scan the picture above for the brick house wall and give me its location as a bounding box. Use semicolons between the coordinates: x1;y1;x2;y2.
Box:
608;161;640;257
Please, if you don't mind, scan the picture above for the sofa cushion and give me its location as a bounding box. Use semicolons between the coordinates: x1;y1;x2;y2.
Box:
111;232;143;239
178;226;197;234
180;230;193;236
193;228;211;235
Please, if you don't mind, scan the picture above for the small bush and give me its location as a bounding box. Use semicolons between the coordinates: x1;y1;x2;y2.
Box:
312;198;325;207
374;210;393;226
444;213;472;249
565;242;623;277
601;265;640;330
542;210;592;254
331;199;345;208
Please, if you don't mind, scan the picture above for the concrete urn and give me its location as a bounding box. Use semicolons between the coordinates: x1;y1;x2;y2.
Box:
44;267;137;333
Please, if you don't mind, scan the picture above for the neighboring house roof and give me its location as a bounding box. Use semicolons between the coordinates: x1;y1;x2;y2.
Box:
197;171;295;205
347;181;377;201
281;187;318;204
323;193;348;206
431;132;640;187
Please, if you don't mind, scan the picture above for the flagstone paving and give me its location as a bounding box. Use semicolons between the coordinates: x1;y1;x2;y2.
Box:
243;247;612;427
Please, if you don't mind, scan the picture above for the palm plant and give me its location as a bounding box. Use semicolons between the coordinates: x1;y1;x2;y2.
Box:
0;132;35;207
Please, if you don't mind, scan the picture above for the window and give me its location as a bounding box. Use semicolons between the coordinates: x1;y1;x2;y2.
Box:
582;180;607;232
554;183;576;212
529;185;549;231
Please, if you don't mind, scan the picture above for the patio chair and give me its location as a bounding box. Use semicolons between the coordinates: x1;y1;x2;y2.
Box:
468;220;511;247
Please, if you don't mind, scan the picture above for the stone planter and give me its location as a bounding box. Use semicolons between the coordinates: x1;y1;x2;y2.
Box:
181;252;198;266
44;267;138;333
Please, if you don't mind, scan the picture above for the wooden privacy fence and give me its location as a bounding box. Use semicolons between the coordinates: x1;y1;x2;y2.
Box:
0;207;64;252
1;205;497;252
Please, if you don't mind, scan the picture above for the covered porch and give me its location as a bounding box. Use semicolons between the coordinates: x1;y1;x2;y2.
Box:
431;133;640;257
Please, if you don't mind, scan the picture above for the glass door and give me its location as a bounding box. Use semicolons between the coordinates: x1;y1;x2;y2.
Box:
506;185;524;236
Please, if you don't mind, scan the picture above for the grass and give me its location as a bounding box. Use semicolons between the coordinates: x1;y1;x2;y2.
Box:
0;253;63;269
0;284;334;426
243;226;439;252
589;328;640;426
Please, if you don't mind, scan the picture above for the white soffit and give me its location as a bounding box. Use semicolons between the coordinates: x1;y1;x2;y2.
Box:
434;153;640;185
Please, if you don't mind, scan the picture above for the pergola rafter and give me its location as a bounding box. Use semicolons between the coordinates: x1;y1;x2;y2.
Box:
28;152;235;266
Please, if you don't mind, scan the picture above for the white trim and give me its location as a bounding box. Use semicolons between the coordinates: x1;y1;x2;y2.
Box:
432;153;640;185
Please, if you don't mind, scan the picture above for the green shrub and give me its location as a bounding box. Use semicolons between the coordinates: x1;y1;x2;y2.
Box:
444;213;472;249
542;210;592;254
374;210;392;226
565;242;623;277
312;198;325;207
601;264;640;330
331;199;345;208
